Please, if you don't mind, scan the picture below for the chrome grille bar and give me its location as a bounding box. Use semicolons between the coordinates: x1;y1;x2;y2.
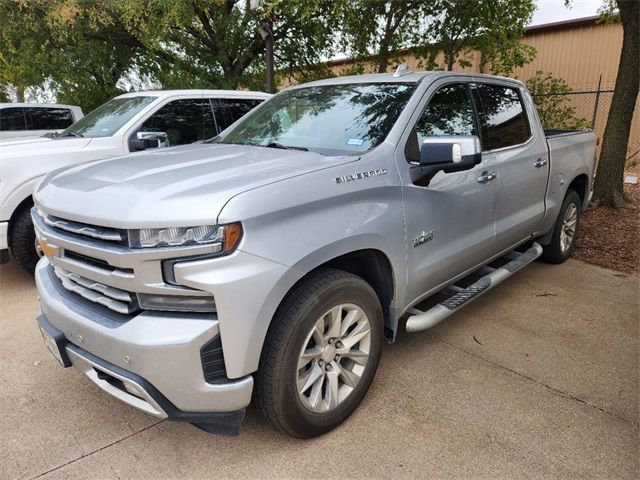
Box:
42;212;124;242
53;266;137;315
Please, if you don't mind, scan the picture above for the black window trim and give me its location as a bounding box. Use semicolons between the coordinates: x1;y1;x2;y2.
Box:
404;80;482;164
470;81;534;154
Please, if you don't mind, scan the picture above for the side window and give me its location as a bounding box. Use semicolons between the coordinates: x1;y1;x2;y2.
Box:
0;108;27;131
214;99;263;132
25;108;74;130
415;84;477;146
138;99;213;146
475;85;530;150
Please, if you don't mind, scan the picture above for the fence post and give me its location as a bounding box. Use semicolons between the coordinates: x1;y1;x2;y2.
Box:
591;74;602;129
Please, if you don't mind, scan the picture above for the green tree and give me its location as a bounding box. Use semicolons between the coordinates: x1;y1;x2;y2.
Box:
592;0;639;207
0;0;145;111
335;0;536;75
336;0;430;73
117;0;337;91
420;0;536;74
526;71;590;130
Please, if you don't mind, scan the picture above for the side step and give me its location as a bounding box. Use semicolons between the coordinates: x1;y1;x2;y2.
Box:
405;243;543;333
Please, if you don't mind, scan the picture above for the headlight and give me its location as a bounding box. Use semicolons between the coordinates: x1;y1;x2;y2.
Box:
128;223;242;252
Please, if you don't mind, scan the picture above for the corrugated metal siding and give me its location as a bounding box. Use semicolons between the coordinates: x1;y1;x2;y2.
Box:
512;22;623;90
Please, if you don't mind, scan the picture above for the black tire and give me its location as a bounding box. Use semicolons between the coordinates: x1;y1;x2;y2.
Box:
9;205;40;275
256;268;383;438
540;189;582;264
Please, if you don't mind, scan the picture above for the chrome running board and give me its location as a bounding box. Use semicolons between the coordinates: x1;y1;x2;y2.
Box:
405;243;543;333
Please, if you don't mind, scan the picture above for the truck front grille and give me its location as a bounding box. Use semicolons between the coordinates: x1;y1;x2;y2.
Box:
40;211;127;245
33;207;218;318
53;266;140;315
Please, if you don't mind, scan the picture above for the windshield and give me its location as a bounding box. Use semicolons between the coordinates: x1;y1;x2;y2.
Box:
63;96;157;138
217;83;417;155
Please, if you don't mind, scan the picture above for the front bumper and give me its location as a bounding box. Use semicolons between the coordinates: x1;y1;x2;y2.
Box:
35;259;254;434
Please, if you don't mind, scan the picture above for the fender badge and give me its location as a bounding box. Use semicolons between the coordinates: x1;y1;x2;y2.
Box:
335;169;387;184
413;230;434;248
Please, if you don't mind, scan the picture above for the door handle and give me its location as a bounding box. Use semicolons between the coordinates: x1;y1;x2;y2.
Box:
534;158;548;168
477;171;496;184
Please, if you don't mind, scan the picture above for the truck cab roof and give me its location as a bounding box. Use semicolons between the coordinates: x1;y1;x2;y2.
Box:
115;89;271;100
295;70;525;88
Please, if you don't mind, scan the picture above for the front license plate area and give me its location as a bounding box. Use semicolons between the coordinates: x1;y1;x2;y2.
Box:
37;315;72;367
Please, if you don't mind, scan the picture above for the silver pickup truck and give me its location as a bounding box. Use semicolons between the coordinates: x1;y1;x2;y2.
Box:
31;70;596;438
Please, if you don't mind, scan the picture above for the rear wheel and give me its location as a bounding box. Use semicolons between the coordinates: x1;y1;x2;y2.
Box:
540;190;581;264
9;206;41;275
256;268;383;438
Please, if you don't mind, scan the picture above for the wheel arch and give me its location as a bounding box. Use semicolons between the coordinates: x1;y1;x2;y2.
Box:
567;173;589;207
7;195;34;248
276;248;398;341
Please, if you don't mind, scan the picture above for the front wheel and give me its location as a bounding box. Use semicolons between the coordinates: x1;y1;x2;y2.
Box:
9;206;42;275
256;268;383;438
540;189;582;264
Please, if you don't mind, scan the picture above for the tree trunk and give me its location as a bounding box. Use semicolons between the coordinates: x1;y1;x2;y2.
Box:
16;86;25;102
377;54;389;74
592;0;639;208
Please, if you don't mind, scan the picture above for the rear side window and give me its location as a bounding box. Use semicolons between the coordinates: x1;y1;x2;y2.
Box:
474;85;530;150
138;99;217;146
25;107;74;130
0;108;27;131
214;99;263;132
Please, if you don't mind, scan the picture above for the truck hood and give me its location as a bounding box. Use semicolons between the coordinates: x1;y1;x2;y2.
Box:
35;143;356;228
0;135;92;157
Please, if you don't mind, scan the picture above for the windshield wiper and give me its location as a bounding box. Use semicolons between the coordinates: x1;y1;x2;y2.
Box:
45;131;83;139
262;142;308;151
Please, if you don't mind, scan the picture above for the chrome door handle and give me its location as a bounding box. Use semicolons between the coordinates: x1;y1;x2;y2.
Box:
477;171;496;184
534;158;548;168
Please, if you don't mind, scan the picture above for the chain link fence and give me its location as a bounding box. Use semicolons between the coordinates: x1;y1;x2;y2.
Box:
532;88;640;169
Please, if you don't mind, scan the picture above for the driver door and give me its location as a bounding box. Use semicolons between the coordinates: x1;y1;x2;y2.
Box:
401;82;498;303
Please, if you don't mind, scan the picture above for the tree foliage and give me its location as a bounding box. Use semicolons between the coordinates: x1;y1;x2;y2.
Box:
0;0;145;111
336;0;430;73
1;0;538;108
336;0;536;75
420;0;537;75
116;0;337;90
526;71;590;130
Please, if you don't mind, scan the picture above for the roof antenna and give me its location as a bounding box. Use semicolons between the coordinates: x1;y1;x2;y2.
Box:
393;63;412;77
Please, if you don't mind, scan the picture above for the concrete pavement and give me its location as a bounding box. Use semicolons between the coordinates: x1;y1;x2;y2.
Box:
0;258;637;479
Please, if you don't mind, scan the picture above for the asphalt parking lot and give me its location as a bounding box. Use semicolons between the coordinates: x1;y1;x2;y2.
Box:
0;258;638;479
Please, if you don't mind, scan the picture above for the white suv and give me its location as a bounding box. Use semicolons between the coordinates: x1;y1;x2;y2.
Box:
0;89;270;273
0;103;83;140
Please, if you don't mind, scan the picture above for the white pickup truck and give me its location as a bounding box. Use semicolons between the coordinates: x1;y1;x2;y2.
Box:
0;89;270;273
32;71;597;437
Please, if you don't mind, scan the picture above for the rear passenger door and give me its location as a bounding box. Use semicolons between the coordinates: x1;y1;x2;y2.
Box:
473;83;548;250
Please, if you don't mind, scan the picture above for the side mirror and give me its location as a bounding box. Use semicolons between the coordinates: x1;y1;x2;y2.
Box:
130;131;169;151
410;135;482;187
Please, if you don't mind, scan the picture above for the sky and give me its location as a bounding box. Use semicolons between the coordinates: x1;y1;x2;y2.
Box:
531;0;602;26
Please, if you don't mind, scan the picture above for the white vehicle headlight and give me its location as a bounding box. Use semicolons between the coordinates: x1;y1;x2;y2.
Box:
128;223;242;252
